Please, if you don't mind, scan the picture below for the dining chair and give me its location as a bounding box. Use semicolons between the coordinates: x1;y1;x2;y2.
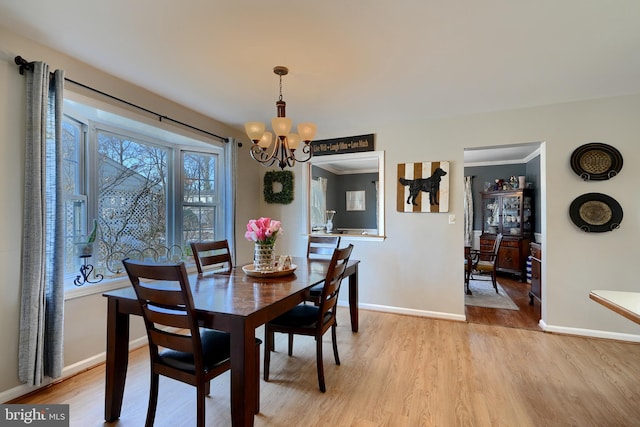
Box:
464;245;475;294
263;244;354;393
190;240;233;274
122;259;260;427
468;233;503;294
305;235;341;301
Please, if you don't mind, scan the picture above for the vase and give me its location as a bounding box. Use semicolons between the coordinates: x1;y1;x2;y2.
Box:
326;219;334;233
253;243;275;271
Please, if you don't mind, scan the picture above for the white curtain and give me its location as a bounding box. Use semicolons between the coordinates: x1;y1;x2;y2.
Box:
310;176;327;229
464;176;474;247
19;62;65;386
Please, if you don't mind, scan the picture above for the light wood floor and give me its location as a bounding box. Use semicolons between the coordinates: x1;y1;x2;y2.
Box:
13;306;640;426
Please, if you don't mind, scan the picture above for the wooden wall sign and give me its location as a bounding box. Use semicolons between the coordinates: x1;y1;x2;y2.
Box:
310;134;374;156
397;161;450;213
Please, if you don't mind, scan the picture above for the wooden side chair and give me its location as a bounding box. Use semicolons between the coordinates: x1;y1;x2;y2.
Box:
190;240;233;274
263;244;354;393
122;259;260;427
305;235;341;301
468;233;503;294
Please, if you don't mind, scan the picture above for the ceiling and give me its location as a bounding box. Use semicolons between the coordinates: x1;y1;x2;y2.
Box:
2;1;640;146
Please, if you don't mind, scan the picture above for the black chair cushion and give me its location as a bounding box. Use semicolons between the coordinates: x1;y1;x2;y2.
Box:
269;304;332;328
308;283;323;297
160;331;262;373
159;329;231;373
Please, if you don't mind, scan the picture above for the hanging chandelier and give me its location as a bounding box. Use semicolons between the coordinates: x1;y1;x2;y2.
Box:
245;66;317;169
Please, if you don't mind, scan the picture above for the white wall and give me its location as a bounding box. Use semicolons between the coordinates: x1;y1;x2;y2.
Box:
2;25;640;402
268;96;640;340
0;27;261;399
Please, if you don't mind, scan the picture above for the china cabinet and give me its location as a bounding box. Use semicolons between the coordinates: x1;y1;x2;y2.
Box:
529;242;542;304
480;189;533;280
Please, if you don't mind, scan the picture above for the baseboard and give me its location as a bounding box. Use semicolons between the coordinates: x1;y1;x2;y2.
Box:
539;320;640;343
338;300;466;322
0;336;148;404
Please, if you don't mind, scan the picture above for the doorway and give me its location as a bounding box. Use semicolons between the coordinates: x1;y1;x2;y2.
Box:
463;142;545;330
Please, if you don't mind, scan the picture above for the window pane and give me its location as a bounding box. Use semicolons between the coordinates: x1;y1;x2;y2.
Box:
61;120;81;194
183;206;216;243
97;131;169;274
63;197;87;275
182;152;219;246
183;152;216;204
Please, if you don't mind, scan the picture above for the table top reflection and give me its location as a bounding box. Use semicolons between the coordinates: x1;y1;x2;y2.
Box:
106;256;338;317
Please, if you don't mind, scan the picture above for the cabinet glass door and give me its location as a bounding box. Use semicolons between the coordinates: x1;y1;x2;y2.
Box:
522;195;533;233
483;195;499;233
501;195;521;236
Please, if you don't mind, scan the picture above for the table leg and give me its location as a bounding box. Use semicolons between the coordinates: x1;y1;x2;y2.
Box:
348;263;359;332
104;298;130;422
229;321;257;427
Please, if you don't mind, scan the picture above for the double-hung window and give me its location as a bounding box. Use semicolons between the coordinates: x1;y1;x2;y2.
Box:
62;98;227;294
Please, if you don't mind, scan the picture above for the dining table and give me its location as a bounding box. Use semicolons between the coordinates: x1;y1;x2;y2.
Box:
103;256;360;427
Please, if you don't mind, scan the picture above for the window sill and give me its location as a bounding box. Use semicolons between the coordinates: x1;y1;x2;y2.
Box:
307;232;386;242
63;263;200;301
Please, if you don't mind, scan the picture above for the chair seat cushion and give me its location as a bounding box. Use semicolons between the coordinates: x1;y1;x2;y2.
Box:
475;261;494;272
269;304;331;328
160;331;263;373
308;282;324;297
160;329;230;373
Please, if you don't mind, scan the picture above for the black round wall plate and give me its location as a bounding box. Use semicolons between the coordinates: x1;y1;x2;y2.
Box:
570;143;623;181
569;193;623;232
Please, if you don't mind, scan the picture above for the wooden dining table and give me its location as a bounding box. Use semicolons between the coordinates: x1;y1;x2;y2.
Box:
103;257;360;427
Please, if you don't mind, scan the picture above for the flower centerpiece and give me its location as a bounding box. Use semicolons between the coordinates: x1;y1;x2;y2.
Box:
245;217;283;271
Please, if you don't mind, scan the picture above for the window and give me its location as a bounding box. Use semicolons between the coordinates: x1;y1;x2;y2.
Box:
181;151;222;244
62;99;227;292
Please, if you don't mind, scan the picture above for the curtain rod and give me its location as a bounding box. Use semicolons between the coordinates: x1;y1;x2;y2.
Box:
14;56;241;146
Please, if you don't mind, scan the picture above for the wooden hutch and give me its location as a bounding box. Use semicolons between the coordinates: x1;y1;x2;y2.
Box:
480;188;533;281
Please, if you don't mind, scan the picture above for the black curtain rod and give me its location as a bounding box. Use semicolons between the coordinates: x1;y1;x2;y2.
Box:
14;55;241;146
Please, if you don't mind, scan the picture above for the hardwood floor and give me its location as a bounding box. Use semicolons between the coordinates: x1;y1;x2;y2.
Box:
465;275;542;330
11;307;640;426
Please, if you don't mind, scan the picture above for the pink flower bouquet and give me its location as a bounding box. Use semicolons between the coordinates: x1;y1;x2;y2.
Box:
244;217;283;245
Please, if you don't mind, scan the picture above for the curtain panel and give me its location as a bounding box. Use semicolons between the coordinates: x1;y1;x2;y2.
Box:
18;62;65;386
464;176;474;247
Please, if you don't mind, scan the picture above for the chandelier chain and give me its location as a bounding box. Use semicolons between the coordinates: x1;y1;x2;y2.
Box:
278;74;283;102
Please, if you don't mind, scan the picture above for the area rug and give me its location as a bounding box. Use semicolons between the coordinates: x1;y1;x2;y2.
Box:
465;279;519;310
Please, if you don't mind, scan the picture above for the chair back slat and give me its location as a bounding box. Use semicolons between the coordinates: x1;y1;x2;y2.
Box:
191;240;233;273
143;306;192;330
317;245;353;327
492;233;503;257
149;329;195;353
307;235;341;259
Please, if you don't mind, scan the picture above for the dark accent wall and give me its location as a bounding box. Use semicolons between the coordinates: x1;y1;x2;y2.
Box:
525;155;541;233
312;166;378;230
464;158;540;233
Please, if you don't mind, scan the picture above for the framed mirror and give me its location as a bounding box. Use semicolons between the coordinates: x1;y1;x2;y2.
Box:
305;151;385;240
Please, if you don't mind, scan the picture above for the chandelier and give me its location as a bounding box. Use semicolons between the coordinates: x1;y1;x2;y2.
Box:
245;66;317;169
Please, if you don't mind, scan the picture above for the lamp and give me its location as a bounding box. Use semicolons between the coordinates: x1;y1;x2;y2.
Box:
245;66;317;169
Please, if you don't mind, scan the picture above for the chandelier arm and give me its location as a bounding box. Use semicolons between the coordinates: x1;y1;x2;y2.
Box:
249;144;277;167
291;143;313;163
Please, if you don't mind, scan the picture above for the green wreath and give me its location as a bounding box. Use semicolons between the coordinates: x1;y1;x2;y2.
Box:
264;171;294;204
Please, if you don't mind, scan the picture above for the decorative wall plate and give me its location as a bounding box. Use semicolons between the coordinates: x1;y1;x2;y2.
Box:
570;143;623;181
569;193;623;232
